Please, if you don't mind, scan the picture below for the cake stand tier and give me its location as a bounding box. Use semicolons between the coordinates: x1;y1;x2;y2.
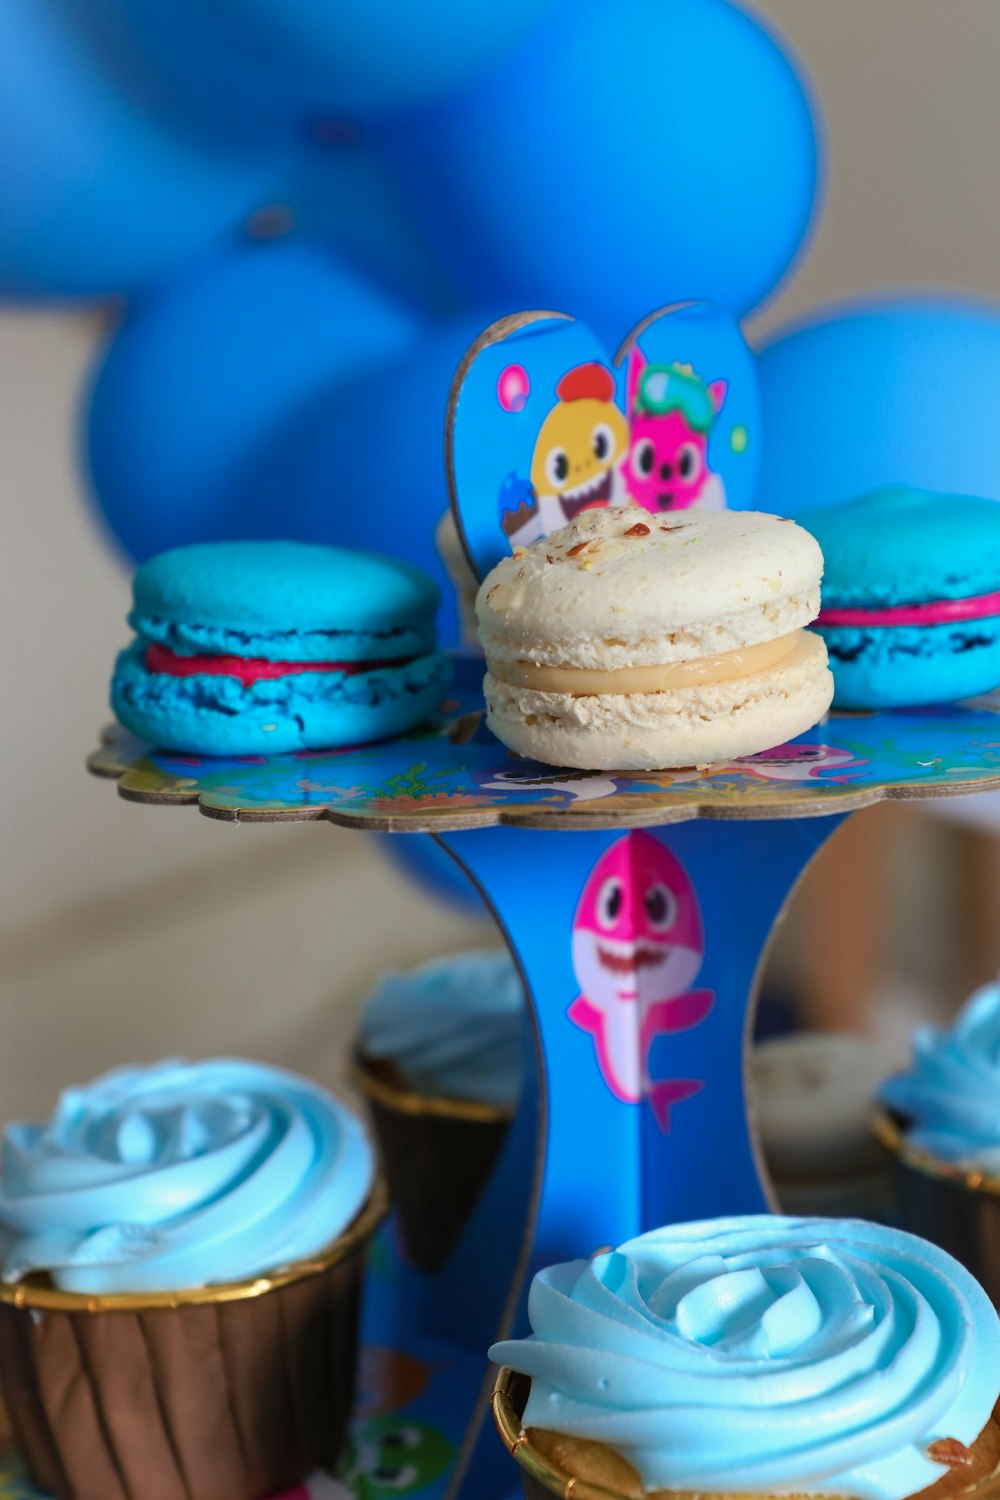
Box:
82;658;1000;1500
89;657;1000;828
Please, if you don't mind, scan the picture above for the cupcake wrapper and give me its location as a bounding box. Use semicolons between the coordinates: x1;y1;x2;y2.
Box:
495;1367;659;1500
875;1111;1000;1311
0;1190;385;1500
354;1061;510;1274
493;1364;1000;1500
520;1473;560;1500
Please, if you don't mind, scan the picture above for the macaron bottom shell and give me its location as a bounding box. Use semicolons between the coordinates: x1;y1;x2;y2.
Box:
484;630;834;771
819;618;1000;709
112;643;453;755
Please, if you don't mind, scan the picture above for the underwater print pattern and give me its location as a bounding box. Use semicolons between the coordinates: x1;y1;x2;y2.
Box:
91;659;1000;827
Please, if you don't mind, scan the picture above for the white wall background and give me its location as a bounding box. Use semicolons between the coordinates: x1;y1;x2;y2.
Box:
2;0;999;1116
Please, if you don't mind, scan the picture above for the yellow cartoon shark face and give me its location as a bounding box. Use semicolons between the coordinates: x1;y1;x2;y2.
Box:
530;361;630;524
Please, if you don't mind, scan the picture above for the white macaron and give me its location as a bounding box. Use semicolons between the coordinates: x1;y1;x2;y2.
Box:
476;507;833;770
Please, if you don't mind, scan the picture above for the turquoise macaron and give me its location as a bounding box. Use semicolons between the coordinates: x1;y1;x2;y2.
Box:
800;486;1000;708
111;540;452;754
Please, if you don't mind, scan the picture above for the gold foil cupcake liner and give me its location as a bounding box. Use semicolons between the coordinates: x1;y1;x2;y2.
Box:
874;1108;1000;1314
492;1366;1000;1500
350;1055;514;1125
0;1183;388;1500
493;1365;621;1500
873;1110;1000;1200
352;1056;512;1273
0;1177;389;1312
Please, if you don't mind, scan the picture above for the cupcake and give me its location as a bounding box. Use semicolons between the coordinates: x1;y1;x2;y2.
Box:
752;1032;897;1219
490;1216;1000;1500
476;507;832;771
354;950;524;1273
0;1059;384;1500
877;979;1000;1307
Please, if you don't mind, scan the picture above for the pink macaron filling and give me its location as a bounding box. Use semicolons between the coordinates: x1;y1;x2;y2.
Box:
145;641;415;687
817;587;1000;629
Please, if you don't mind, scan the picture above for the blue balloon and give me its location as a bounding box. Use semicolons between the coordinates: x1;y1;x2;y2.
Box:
756;297;1000;515
379;0;819;339
0;0;281;299
288;134;459;315
224;0;558;115
242;312;502;646
72;0;557;127
86;241;424;559
376;835;489;917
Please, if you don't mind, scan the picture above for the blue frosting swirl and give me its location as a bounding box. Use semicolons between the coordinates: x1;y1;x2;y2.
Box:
0;1059;375;1294
358;950;524;1110
880;980;1000;1170
490;1216;1000;1498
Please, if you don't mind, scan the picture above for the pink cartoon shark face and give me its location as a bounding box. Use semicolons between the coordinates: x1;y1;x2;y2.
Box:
569;832;712;1125
624;346;727;513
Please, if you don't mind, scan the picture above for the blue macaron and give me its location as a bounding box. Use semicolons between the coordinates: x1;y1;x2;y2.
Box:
800;486;1000;708
111;540;452;754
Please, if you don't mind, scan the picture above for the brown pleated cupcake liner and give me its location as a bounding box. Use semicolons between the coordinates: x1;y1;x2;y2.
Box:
874;1109;1000;1310
353;1056;511;1273
0;1182;387;1500
492;1366;1000;1500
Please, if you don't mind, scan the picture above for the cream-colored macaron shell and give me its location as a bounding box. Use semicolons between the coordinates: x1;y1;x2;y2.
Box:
476;506;833;771
477;506;823;671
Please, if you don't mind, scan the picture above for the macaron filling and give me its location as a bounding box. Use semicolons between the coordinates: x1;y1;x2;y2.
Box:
488;631;803;696
818;587;1000;629
145;641;417;687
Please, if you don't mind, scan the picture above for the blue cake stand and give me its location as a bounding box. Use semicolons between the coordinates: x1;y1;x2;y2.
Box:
74;656;1000;1500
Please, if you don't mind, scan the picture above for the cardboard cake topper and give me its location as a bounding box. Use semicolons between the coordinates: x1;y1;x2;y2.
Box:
447;301;760;580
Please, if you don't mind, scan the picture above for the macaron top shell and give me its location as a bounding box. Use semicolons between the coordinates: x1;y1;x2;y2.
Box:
801;486;1000;609
131;540;441;662
476;507;823;670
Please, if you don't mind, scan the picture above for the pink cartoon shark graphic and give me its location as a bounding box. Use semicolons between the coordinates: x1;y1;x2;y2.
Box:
569;832;713;1130
634;745;870;792
624;346;727;513
733;744;869;783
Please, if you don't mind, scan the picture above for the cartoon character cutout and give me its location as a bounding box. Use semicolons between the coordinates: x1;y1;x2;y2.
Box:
502;361;630;547
624;346;727;512
569;832;713;1131
340;1418;453;1498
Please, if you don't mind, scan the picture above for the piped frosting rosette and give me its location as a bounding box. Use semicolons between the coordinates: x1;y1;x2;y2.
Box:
358;949;524;1110
0;1058;375;1294
880;980;1000;1171
490;1215;1000;1499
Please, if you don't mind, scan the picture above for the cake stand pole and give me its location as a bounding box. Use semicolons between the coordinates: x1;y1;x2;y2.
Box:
434;813;846;1497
